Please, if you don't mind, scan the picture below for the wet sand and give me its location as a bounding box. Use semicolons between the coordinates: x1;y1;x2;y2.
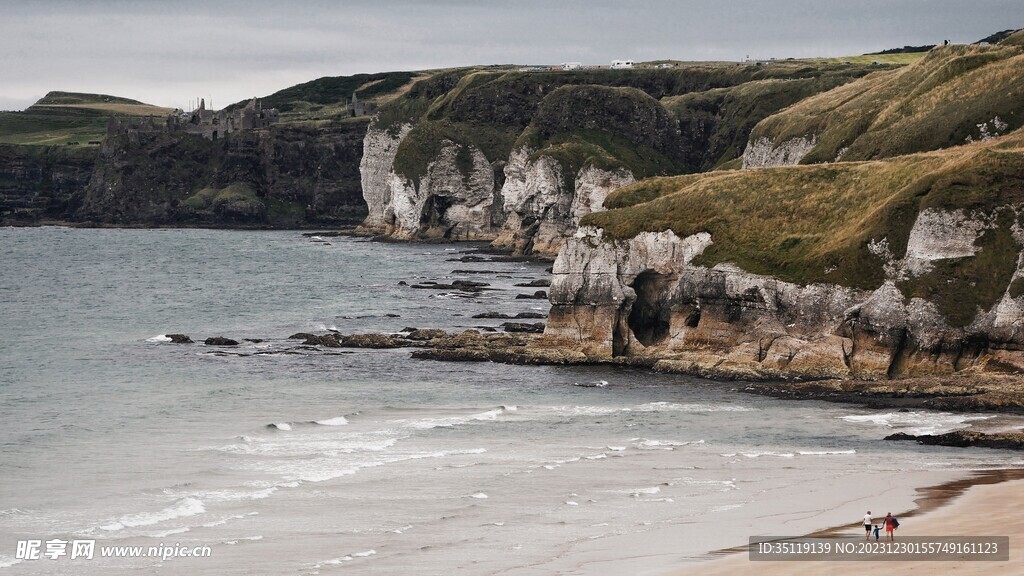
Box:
673;469;1024;576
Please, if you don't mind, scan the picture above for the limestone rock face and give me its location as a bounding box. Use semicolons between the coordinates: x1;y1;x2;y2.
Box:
359;124;412;233
741;135;818;169
544;220;1024;380
491;147;635;258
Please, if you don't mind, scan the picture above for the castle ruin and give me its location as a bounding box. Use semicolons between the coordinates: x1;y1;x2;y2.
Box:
106;98;279;141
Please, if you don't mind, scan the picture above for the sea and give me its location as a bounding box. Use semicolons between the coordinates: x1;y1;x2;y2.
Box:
1;227;1022;575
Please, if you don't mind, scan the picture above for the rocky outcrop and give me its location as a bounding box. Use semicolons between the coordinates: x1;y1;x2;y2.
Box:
359;124;412;232
886;430;1024;450
541;216;1024;380
371;139;496;240
741;135;817;168
491;147;635;257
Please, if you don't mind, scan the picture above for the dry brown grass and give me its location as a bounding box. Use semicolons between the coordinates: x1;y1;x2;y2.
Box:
749;44;1024;163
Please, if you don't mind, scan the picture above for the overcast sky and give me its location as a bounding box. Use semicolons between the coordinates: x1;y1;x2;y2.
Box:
1;0;1020;111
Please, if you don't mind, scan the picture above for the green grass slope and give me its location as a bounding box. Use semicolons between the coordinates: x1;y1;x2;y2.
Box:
584;128;1024;327
0;91;172;146
237;71;420;122
748;41;1024;163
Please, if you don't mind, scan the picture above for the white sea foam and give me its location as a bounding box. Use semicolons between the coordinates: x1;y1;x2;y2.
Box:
200;487;278;502
635;439;702;450
99;497;206;532
201;512;258;528
223;536;263;545
0;556;23;569
740;451;795;458
565;501;579;506
270;422;292;431
798;449;856;456
573;380;608;388
621;486;661;497
352;549;376;557
397;407;509;430
314;416;349;426
840;411;994;435
147;527;190;538
469;492;488;499
607;446;627;451
146;335;172;343
634;402;753;413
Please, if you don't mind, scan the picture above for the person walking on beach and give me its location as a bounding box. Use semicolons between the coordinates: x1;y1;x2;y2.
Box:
863;511;873;540
883;512;899;541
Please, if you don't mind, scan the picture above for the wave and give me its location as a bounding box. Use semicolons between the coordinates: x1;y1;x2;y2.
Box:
798;449;856;456
545;402;752;418
99;497;206;532
634;438;704;450
0;556;23;569
633;402;754;413
254;447;487;483
201;512;258;528
268;422;292;431
573;380;608;388
314;416;349;426
147;527;190;538
396;407;511;430
146;334;172;343
839;411;994;435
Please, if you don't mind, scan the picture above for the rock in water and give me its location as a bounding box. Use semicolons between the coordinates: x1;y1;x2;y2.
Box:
204;337;239;346
501;322;545;333
166;334;193;344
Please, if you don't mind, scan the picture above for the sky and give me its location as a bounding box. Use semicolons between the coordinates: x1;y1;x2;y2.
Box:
1;0;1020;111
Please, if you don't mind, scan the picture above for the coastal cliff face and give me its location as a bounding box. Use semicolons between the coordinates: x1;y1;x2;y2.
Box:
546;212;1024;380
0;145;97;222
491;147;635;257
359;125;496;240
78;121;369;226
358;64;874;255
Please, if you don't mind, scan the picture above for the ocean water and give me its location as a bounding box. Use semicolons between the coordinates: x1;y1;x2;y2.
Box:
1;227;1022;575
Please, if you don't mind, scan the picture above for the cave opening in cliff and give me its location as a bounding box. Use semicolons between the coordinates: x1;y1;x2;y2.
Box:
627;271;674;348
420;194;453;233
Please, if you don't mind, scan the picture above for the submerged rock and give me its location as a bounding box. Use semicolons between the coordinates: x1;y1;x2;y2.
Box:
515;290;548;300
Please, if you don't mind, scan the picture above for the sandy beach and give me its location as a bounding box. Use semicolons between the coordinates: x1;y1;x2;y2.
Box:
675;471;1024;576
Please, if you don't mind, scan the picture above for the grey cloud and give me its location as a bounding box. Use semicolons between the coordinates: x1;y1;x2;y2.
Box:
0;0;1020;110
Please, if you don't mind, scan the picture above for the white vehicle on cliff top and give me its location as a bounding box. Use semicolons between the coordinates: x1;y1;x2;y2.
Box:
610;59;634;69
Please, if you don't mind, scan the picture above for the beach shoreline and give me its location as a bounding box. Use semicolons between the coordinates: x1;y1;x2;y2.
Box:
673;468;1024;575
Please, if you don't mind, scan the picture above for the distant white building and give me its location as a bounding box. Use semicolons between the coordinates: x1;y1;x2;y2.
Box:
561;62;583;70
610;60;634;69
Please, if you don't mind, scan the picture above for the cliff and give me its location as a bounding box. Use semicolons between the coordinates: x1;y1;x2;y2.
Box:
75;120;369;227
541;124;1024;380
358;64;877;256
0;144;97;222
